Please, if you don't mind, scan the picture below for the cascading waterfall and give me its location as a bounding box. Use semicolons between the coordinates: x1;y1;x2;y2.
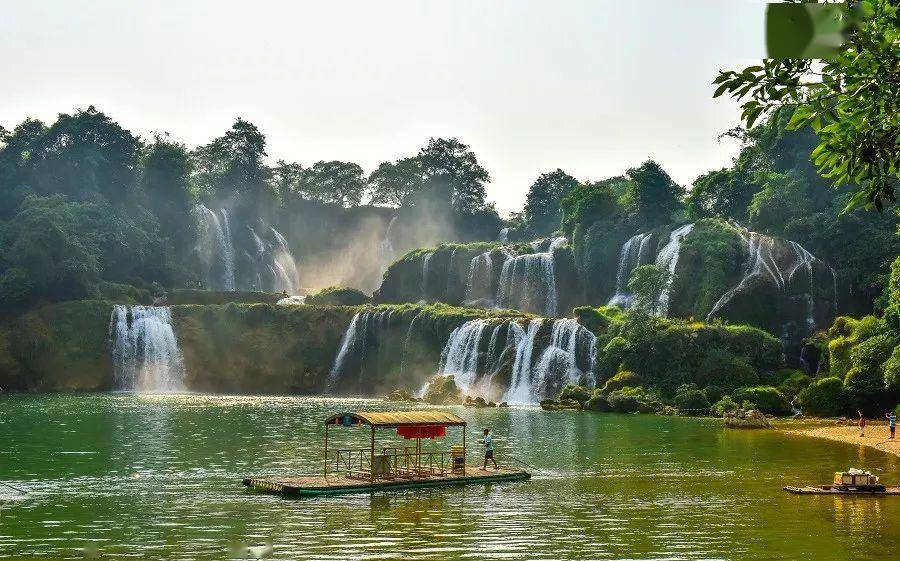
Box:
464;251;494;304
270;227;300;294
531;318;597;396
496;237;565;316
497;227;510;242
195;204;236;290
654;223;694;316
109;305;185;392
608;232;653;306
706;232;835;337
437;320;491;394
379;216;398;277
327;310;394;392
503;319;544;404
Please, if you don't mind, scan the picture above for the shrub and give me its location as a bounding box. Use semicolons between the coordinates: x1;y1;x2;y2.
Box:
696;349;759;392
798;377;848;417
704;385;725;404
306;286;372;306
584;390;611;412
559;384;593;406
674;389;711;416
884;346;900;391
777;371;812;399
600;371;643;395
594;336;630;380
710;395;739;417
733;386;791;416
606;386;661;413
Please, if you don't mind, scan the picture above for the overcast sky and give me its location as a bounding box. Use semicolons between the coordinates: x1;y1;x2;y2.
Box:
0;0;766;214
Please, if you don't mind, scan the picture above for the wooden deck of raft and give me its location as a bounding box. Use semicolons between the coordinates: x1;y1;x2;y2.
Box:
784;485;900;495
243;467;530;497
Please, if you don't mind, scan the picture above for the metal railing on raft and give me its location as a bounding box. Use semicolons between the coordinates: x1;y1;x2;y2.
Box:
331;447;455;479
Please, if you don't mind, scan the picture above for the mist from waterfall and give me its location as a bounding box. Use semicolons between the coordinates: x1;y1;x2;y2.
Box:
196;204;236;290
195;204;300;294
379;216;398;278
109;305;186;392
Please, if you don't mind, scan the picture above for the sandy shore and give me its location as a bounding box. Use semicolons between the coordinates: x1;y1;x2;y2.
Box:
784;423;900;459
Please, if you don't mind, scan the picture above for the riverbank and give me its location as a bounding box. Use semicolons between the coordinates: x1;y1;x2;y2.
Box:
781;422;900;459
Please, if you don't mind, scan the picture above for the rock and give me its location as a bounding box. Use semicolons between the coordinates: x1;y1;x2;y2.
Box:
724;408;772;429
540;398;581;411
384;389;417;402
422;375;463;405
463;395;495;408
498;402;509;408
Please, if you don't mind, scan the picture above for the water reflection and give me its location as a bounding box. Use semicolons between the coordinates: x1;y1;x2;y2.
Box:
1;394;899;560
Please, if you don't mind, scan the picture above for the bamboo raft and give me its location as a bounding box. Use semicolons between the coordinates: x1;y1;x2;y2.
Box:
243;467;530;497
242;410;531;497
784;485;900;496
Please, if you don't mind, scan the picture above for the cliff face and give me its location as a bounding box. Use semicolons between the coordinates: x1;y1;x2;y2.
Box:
0;300;114;392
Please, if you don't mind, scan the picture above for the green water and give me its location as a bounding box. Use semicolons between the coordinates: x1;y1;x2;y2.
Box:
2;394;900;560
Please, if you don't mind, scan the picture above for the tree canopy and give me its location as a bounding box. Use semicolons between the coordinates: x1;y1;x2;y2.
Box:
522;169;580;237
713;0;899;211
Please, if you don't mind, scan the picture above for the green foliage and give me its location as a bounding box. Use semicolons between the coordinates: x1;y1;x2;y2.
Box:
606;386;661;414
673;219;744;318
733;386;791;416
621;160;685;229
367;156;424;207
826;315;884;378
713;0;900;210
559;384;593;406
559;180;621;239
674;386;711;415
298;160;368;208
522;169;580;237
686;165;759;222
417;137;490;215
775;370;812;399
798;376;848;417
593;336;630;380
306;286;372;306
710;395;740;417
584;390;612;412
627;264;672;316
600;371;643;395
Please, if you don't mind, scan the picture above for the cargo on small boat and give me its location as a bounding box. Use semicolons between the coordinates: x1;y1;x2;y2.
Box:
242;410;530;497
784;468;900;496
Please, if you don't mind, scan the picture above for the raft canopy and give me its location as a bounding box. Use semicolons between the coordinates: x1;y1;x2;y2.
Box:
325;410;467;428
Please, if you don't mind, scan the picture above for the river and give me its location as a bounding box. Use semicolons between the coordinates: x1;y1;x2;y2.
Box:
2;394;899;560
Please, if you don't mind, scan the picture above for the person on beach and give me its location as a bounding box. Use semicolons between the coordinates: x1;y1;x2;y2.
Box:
886;411;896;439
479;428;499;470
858;410;866;437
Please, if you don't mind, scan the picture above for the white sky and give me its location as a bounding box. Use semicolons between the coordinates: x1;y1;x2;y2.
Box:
0;0;766;215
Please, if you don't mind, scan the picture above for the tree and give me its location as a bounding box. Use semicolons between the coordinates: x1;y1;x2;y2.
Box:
0;118;48;218
628;264;673;316
622;160;685;228
300;161;367;207
25;107;142;203
271;160;304;206
141;136;197;276
367;156;424;207
713;0;899;211
0;195;102;307
418;137;489;214
559;179;622;238
686;166;759;222
522;169;580;237
191;118;274;211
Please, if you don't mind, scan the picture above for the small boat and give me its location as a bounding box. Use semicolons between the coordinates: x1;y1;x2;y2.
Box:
784;468;900;495
242;410;530;497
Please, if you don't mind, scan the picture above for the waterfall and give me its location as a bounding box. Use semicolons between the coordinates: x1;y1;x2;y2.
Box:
464;251;494;304
437;320;491;394
271;227;300;294
327;310;393;392
531;319;597;396
496;238;565;316
498;227;510;242
503;319;544;404
608;232;653;307
109;306;185;392
379;216;398;277
421;252;434;300
655;223;694;316
195;204;235;290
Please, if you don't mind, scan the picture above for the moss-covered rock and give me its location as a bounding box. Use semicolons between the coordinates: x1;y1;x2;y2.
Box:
422;374;463;405
167;289;281;306
305;286;372;306
0;300;113;391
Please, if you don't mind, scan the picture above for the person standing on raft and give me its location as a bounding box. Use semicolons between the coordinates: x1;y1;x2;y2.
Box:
480;428;499;470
